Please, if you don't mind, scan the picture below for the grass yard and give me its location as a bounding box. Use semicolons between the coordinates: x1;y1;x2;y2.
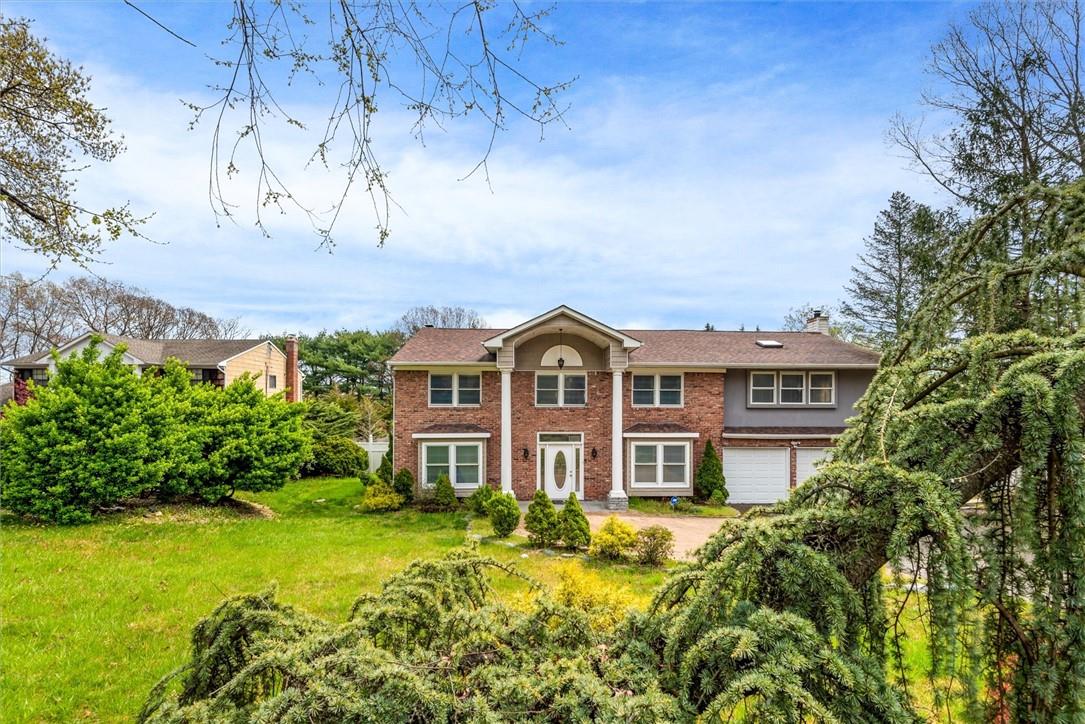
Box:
0;478;663;722
628;495;740;518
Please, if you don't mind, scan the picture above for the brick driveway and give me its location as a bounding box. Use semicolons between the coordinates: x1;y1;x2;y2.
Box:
583;512;729;560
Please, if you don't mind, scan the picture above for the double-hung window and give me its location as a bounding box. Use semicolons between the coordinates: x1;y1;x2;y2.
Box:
422;442;482;488
748;370;836;406
631;442;690;488
632;374;683;406
749;372;777;404
535;373;587;406
429;373;481;406
779;372;805;404
808;372;835;404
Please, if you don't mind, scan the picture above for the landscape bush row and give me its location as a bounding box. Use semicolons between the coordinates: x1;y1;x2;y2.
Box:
0;341;310;523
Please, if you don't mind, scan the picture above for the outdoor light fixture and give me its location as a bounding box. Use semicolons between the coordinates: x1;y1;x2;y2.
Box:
522;448;530;460
557;328;565;370
591;447;598;459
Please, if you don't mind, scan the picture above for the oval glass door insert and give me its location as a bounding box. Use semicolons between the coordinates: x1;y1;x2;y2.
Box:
553;451;567;486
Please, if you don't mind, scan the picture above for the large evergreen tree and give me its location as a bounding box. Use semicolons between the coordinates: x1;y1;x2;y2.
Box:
842;192;959;347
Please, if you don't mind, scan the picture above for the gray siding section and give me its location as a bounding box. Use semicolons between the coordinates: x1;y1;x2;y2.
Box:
723;368;875;428
514;333;607;370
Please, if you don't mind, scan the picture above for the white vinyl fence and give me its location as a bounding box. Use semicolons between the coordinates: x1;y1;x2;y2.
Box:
356;439;390;472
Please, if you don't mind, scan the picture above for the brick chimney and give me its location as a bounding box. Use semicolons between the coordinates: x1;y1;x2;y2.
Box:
285;335;300;402
804;309;831;335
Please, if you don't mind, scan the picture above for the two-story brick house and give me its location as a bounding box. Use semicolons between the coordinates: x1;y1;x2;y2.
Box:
389;305;879;508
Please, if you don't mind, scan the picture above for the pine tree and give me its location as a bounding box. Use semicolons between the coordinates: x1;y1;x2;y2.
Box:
524;490;560;548
376;451;393;485
558;493;591;550
841;192;958;347
693;439;725;503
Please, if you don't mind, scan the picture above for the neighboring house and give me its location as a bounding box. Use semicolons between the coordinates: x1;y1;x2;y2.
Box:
389;305;879;507
1;333;303;403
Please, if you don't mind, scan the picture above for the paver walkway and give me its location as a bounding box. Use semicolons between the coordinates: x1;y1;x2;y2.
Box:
516;506;730;560
583;512;728;560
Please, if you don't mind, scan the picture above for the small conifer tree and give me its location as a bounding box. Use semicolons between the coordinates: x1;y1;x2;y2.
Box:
486;493;520;537
558;493;591;549
392;467;415;503
432;473;457;510
693;439;726;503
376;451;393;485
524;489;560;547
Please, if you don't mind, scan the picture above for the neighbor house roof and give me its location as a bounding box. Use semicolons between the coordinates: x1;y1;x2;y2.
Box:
0;334;276;369
389;328;880;368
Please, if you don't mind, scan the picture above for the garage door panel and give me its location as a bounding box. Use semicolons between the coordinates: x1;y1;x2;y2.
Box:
722;448;789;504
795;448;831;487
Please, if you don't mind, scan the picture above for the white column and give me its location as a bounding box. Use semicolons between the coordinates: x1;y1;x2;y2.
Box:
500;369;512;492
608;369;628;509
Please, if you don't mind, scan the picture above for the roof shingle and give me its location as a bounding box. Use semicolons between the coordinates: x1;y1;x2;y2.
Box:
389;327;879;367
0;335;273;368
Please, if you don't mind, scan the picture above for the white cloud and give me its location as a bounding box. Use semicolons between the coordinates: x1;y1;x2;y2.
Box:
3;34;948;336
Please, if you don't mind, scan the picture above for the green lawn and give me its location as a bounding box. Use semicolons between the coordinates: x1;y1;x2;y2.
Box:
0;478;663;722
628;495;739;518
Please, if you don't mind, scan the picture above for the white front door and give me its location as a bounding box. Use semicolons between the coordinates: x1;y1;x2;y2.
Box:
543;443;578;500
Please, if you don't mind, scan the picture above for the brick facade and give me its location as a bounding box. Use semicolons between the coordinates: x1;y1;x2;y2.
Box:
394;367;729;500
393;370;503;489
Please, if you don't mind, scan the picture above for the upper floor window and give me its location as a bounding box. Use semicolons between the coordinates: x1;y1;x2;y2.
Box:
535;373;587;406
632;374;683;406
808;372;835;404
748;370;836;406
429;373;481;406
750;372;776;404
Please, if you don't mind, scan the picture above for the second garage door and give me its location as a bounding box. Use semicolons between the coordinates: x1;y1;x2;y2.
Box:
794;447;831;487
722;448;789;504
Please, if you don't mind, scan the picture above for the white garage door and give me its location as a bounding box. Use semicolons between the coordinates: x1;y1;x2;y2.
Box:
794;448;831;487
722;448;789;504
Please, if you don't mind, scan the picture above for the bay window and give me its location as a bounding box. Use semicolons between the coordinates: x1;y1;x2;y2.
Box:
535;373;587;406
630;441;691;488
422;442;483;488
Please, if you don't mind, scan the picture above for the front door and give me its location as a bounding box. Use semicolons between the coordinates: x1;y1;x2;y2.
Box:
543;443;578;500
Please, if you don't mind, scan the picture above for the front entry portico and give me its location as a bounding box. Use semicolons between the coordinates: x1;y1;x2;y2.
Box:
538;433;582;500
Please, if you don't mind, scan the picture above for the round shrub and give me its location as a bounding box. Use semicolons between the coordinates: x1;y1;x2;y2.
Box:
359;480;404;512
393;467;415;503
634;525;675;566
525;489;560;547
465;484;495;515
486;493;520;537
302;436;368;478
588;515;638;560
558;493;591;550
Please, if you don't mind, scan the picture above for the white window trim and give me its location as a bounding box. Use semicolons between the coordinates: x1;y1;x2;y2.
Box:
428;371;482;408
778;371;806;405
534;371;588;407
628;440;692;489
748;371;778;406
807;370;836;406
747;370;837;408
419;440;485;490
631;372;684;408
535;432;584;494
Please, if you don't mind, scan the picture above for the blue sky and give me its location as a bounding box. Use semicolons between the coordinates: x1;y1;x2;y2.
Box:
2;1;968;334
